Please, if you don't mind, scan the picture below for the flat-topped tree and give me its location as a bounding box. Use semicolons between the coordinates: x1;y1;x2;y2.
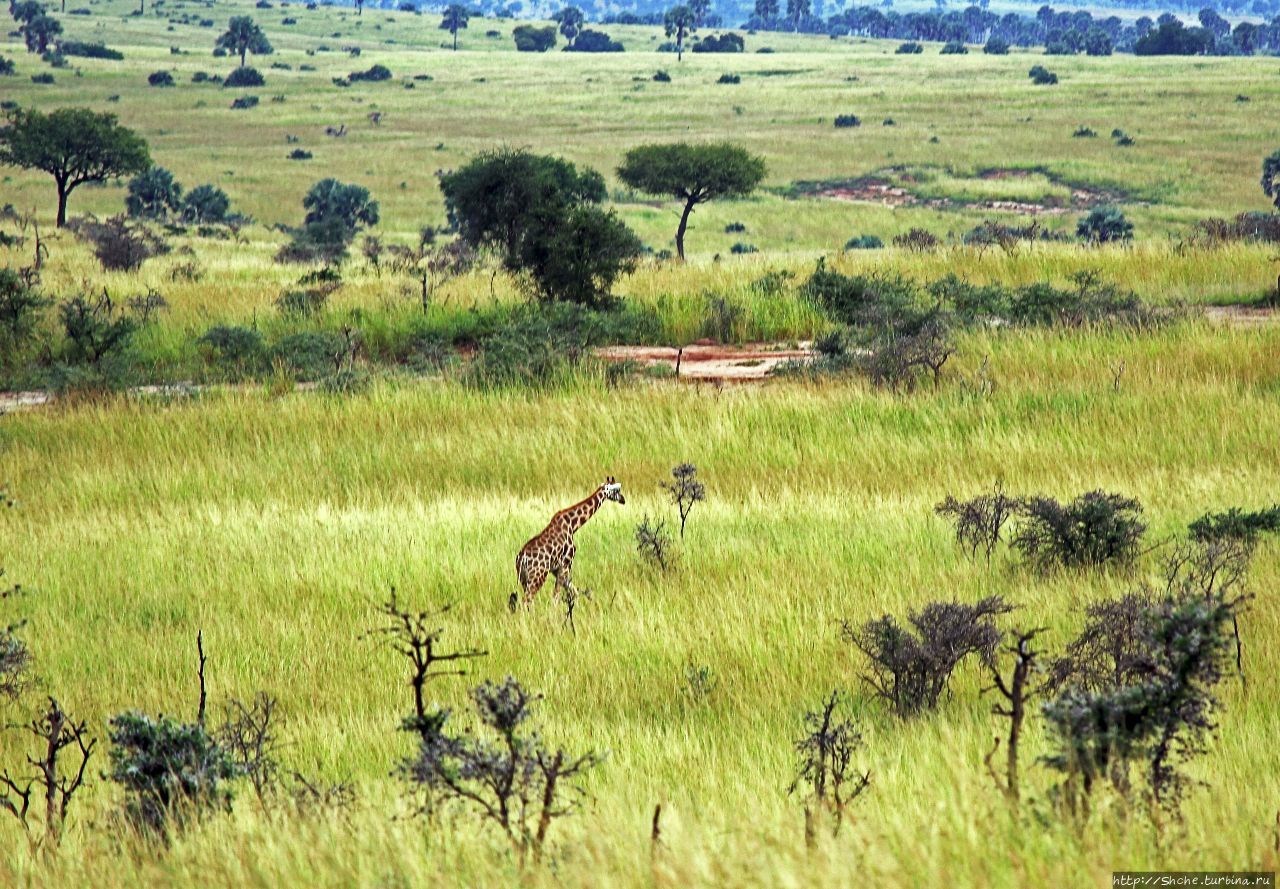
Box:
440;4;471;50
663;5;695;61
0;108;150;227
617;142;765;261
216;16;272;69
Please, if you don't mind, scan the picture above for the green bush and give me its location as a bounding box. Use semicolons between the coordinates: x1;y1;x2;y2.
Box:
512;24;556;51
199;324;265;375
270;331;346;380
349;63;392;81
0;270;49;361
983;37;1009;54
59;40;123;59
224;66;265;87
1012;490;1146;572
940;40;968;54
895;41;923;54
147;70;174;87
1077;205;1133;243
844;234;883;250
108;712;240;836
833;114;861;128
1028;64;1058;85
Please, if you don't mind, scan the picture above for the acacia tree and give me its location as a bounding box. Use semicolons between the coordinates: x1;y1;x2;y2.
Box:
552;5;585;46
664;4;696;61
0;108;150;227
215;16;273;68
1263;150;1280;211
440;4;471;51
617;142;766;260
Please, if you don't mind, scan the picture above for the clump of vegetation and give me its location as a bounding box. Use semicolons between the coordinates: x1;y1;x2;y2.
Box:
0;268;51;355
278;178;379;264
833;114;861;128
1188;504;1280;545
108;711;240;836
892;228;941;251
73;215;168;272
442;147;639;306
349;63;391;81
230;96;260;110
652;69;671;81
126;166;182;221
147;70;174;87
1073;126;1097;138
223;66;265;88
1012;491;1145;572
895;41;922;53
512;24;556;52
842;596;1013;718
940;40;968;54
984;37;1009;54
1077;206;1133;243
844;234;882;250
198;324;265;377
288;148;312;161
1028;65;1058;85
716;73;740;84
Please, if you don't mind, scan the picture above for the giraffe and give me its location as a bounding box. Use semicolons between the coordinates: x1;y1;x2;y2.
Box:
512;477;625;610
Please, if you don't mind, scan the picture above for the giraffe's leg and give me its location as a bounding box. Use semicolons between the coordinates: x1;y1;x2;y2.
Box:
522;562;549;605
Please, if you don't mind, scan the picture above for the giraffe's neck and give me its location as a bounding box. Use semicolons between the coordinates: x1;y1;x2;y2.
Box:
560;488;605;534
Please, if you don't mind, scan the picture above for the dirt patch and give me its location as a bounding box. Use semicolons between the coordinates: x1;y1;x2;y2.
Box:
794;167;1123;216
595;343;814;383
1204;305;1280;326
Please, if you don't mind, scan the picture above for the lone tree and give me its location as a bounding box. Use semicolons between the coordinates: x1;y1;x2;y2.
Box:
20;13;61;54
552;5;585;46
617;142;765;261
440;4;471;51
215;17;273;68
0;108;150;227
1263;150;1280;212
663;5;696;61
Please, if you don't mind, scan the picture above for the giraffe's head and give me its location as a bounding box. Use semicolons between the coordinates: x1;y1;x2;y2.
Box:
602;476;625;505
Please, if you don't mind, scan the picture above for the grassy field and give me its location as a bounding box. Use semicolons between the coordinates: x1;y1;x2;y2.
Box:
3;0;1280;885
2;0;1280;251
2;321;1280;886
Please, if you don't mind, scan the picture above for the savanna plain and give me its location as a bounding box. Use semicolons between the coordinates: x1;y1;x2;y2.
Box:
1;0;1280;885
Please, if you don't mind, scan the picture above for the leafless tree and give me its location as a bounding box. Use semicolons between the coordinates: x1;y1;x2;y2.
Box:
788;690;870;844
0;697;96;849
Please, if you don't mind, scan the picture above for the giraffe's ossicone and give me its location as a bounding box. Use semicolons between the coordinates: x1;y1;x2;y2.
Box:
513;476;625;609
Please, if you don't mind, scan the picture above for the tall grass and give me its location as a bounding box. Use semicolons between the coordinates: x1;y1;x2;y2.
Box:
1;321;1278;886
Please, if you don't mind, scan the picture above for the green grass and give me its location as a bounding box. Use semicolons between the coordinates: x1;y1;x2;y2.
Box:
2;2;1280;884
2;321;1280;886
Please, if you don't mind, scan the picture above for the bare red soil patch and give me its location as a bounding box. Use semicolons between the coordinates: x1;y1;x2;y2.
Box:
595;342;814;382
